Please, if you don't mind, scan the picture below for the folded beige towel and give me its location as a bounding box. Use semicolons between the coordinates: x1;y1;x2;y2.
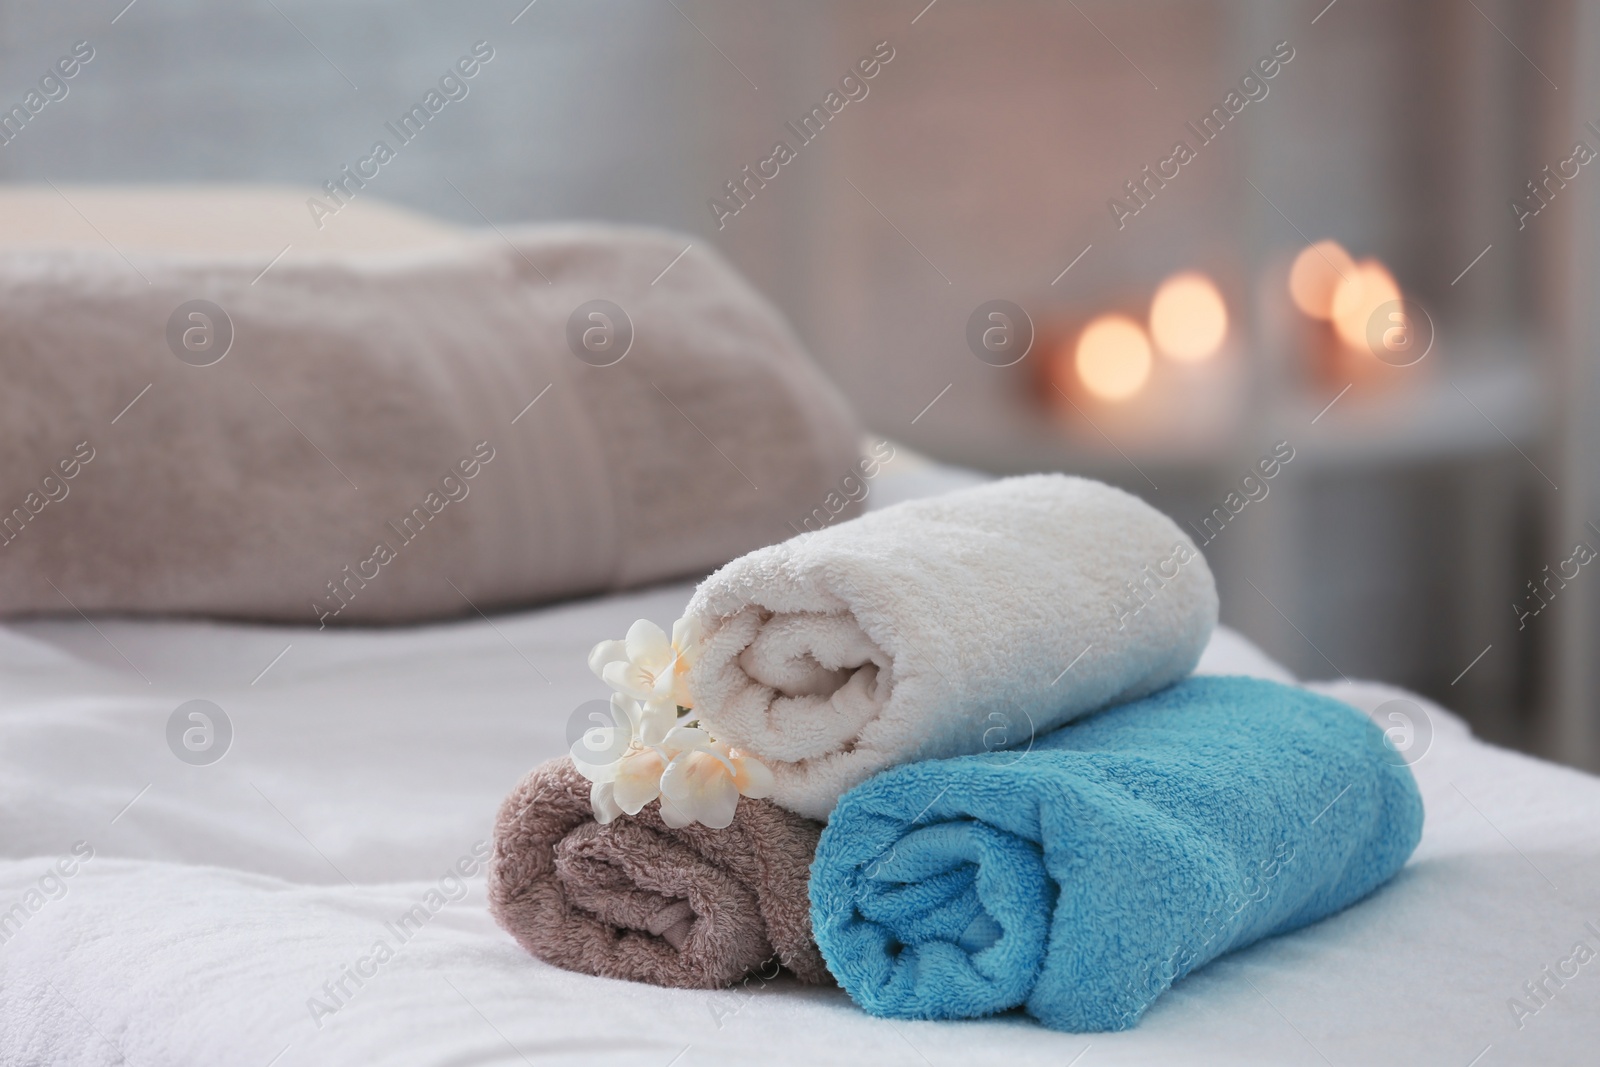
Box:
0;222;859;623
489;758;830;989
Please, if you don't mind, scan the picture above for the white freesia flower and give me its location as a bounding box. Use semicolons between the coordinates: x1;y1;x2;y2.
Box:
569;694;673;822
588;617;703;712
567;692;637;772
589;779;624;823
658;725;775;830
573;619;770;829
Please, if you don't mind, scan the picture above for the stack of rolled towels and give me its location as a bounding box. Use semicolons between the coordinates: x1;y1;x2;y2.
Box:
489;474;1424;1031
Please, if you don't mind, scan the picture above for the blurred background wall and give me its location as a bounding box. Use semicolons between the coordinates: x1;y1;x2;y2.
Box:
2;0;1595;769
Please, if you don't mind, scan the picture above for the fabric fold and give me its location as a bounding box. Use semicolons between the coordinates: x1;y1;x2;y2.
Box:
686;473;1220;819
808;676;1425;1032
489;758;830;989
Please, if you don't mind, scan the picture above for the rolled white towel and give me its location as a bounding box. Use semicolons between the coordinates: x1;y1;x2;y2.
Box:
685;474;1219;819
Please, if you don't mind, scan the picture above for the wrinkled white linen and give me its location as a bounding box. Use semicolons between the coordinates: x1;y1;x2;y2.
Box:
1;466;1596;1066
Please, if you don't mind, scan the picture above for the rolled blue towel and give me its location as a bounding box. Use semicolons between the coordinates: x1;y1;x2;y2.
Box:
808;675;1424;1032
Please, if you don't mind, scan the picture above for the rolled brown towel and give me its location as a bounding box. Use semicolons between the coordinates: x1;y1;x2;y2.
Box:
489;758;830;989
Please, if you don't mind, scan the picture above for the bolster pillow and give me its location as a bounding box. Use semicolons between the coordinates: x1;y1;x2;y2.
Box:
0;225;860;623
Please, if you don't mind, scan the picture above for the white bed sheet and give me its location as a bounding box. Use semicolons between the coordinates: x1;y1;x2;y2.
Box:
2;470;1598;1065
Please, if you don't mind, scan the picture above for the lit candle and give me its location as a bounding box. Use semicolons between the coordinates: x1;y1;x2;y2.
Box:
1330;259;1401;350
1150;271;1228;362
1288;240;1356;320
1074;315;1153;401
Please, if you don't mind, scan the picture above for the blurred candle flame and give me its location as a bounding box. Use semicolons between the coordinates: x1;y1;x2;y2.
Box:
1074;314;1153;401
1288;240;1357;320
1330;258;1401;350
1150;271;1228;362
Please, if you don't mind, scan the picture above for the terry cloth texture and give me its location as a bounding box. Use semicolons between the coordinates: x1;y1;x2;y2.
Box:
686;474;1219;819
808;675;1425;1032
489;758;830;989
0;224;859;623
